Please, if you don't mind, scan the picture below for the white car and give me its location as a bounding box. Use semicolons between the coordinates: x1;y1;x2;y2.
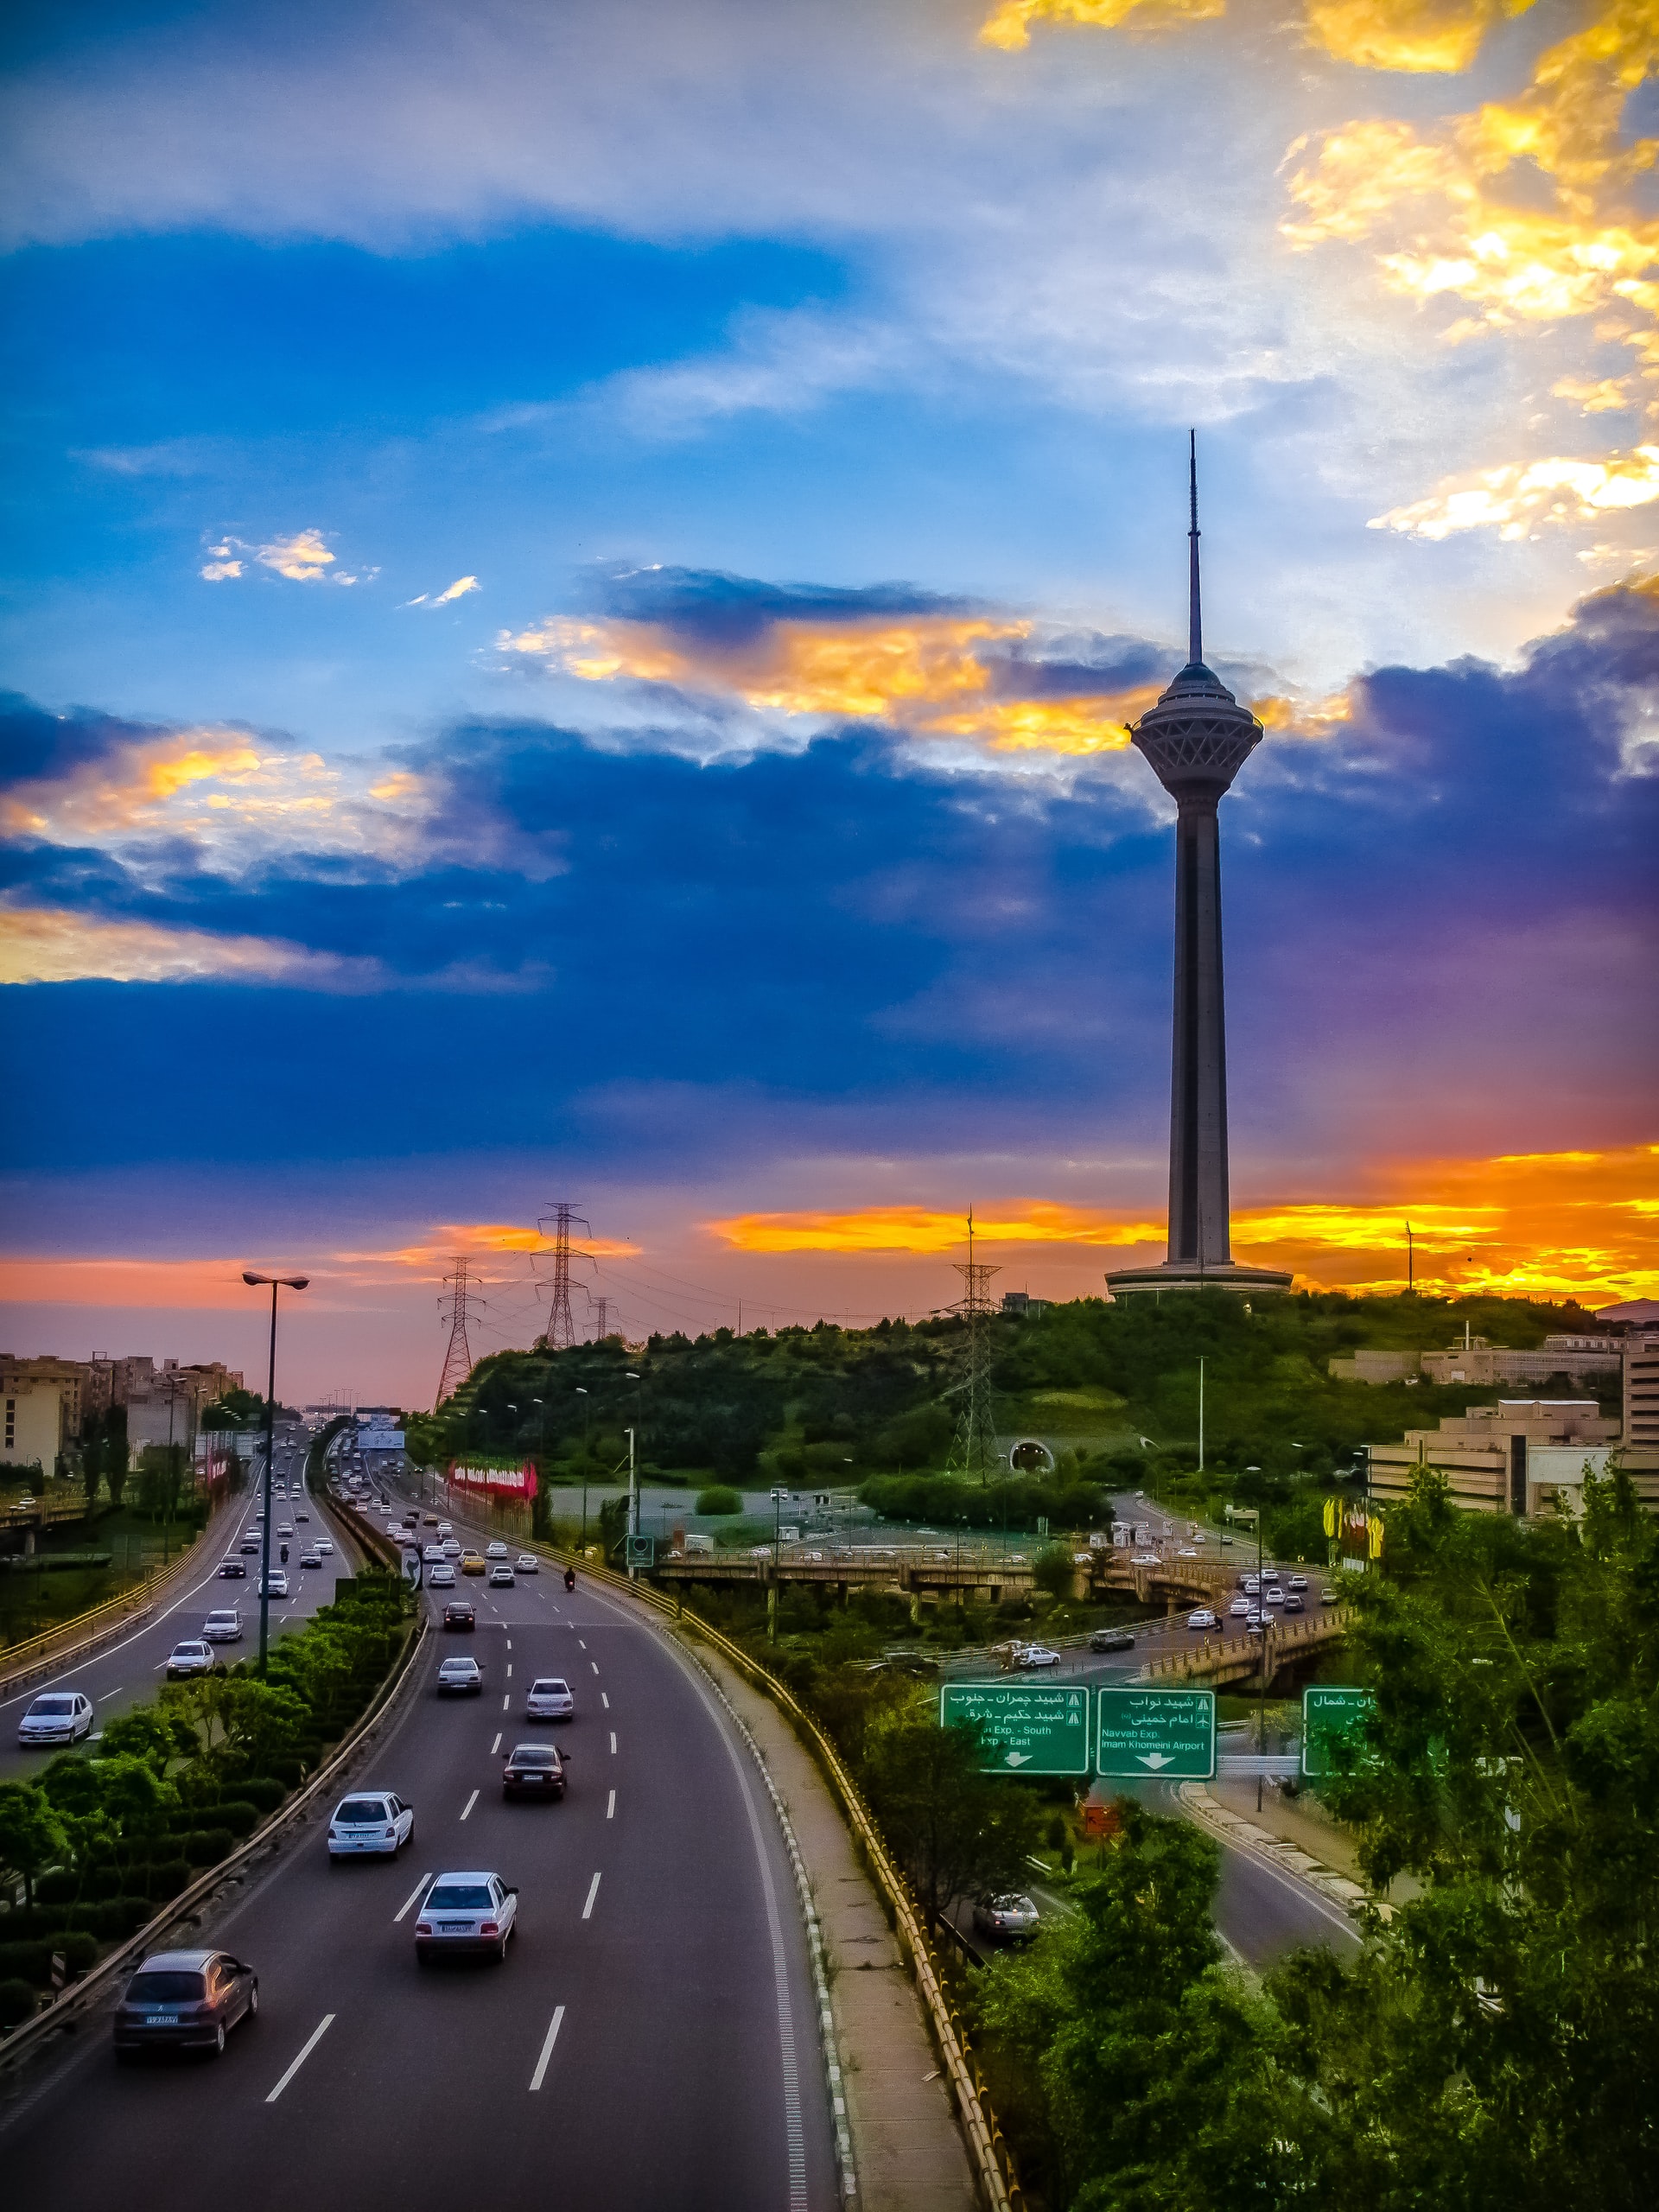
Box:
278;1522;294;1537
515;1554;539;1573
167;1641;215;1679
1016;1644;1062;1669
423;1544;448;1565
485;1541;510;1560
299;1549;323;1569
1288;1574;1308;1591
315;1536;334;1555
437;1656;484;1696
18;1690;93;1745
436;1522;454;1538
1263;1585;1286;1605
429;1563;457;1588
1131;1553;1160;1567
488;1564;515;1588
415;1871;518;1962
258;1571;289;1599
327;1790;415;1858
1229;1597;1249;1618
525;1677;575;1720
202;1610;243;1643
442;1537;462;1558
1186;1607;1219;1630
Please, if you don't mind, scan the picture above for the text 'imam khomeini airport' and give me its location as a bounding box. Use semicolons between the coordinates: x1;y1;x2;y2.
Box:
1107;435;1293;1303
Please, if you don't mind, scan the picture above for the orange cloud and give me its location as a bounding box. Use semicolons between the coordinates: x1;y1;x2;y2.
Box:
0;904;381;988
706;1144;1659;1301
332;1224;642;1270
500;613;1149;757
979;0;1223;51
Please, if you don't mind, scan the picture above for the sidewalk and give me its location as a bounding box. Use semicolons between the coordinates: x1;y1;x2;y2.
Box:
689;1635;978;2212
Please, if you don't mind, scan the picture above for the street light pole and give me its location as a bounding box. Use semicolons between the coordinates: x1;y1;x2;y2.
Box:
1198;1357;1205;1475
244;1271;309;1676
626;1426;637;1579
575;1388;589;1551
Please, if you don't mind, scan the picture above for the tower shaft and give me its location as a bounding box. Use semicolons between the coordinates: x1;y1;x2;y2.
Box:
1167;796;1231;1269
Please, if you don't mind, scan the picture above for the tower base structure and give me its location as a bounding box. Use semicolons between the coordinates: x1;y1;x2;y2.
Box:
1103;1260;1293;1300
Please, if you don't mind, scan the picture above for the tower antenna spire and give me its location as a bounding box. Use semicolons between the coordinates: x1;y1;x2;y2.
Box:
1188;428;1202;668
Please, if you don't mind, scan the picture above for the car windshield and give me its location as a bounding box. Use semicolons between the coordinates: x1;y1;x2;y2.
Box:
509;1745;556;1764
531;1681;568;1695
441;1661;475;1673
128;1970;206;2002
29;1696;74;1714
427;1885;493;1910
335;1799;390;1824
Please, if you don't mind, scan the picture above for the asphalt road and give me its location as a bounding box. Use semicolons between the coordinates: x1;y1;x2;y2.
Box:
2;1484;837;2212
2;1427;359;1776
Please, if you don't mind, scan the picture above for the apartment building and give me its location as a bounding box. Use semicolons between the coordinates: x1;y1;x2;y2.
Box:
1365;1399;1621;1518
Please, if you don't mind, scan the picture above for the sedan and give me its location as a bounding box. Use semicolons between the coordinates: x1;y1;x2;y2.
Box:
1016;1644;1062;1670
257;1571;289;1599
460;1552;486;1576
1228;1598;1250;1618
1263;1586;1286;1605
17;1690;93;1746
436;1656;484;1695
1131;1552;1161;1567
524;1676;575;1721
218;1558;247;1578
502;1742;566;1799
1283;1594;1306;1613
415;1872;518;1962
428;1563;456;1588
238;1537;262;1555
973;1893;1039;1942
1186;1608;1219;1630
315;1536;334;1555
295;1510;309;1522
327;1791;415;1857
442;1601;476;1631
485;1541;510;1560
201;1610;243;1643
488;1565;515;1588
299;1549;323;1570
423;1544;447;1565
166;1641;215;1679
113;1949;257;2058
1288;1574;1308;1591
515;1554;539;1573
1088;1629;1135;1654
442;1537;462;1557
277;1522;294;1537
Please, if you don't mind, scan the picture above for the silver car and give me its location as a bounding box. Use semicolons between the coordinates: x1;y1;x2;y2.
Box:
327;1790;415;1858
415;1872;518;1962
524;1676;575;1721
974;1893;1039;1942
515;1554;539;1573
202;1610;243;1643
17;1690;93;1746
166;1640;215;1679
436;1656;484;1696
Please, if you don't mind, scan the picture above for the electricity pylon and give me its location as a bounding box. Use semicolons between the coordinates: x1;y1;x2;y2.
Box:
945;1209;1001;1484
537;1202;590;1351
435;1258;484;1409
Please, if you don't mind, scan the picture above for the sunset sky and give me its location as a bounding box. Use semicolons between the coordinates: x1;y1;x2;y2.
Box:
3;0;1656;1404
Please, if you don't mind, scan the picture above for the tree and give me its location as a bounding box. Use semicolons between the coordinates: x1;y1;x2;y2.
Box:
104;1407;129;1509
0;1782;68;1909
860;1706;1040;1929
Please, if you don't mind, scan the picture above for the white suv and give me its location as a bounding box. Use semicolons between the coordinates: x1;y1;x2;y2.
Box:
18;1690;93;1745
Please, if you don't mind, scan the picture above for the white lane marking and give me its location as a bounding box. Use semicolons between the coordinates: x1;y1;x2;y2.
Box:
503;1694;510;1711
601;1691;610;1709
492;1732;502;1754
98;1686;124;1700
505;1640;512;1651
590;1662;599;1675
578;1640;586;1650
461;1789;479;1821
582;1872;601;1920
395;1873;432;1923
529;2004;566;2093
265;2013;334;2103
609;1731;616;1754
505;1664;512;1679
607;1789;615;1820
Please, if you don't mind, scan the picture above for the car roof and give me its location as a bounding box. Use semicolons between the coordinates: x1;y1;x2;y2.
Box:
508;1742;558;1755
135;1949;219;1971
430;1870;501;1885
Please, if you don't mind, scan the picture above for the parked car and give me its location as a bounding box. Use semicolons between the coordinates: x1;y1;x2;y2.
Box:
1016;1644;1062;1670
17;1690;93;1746
218;1558;247;1578
524;1676;575;1720
429;1562;456;1588
442;1601;476;1631
488;1564;515;1587
501;1742;566;1799
1088;1628;1135;1653
327;1790;415;1858
113;1949;258;2058
460;1552;486;1576
414;1872;517;1962
973;1893;1039;1942
202;1609;243;1643
515;1554;539;1573
1186;1608;1219;1630
485;1541;510;1560
166;1641;216;1679
437;1656;484;1694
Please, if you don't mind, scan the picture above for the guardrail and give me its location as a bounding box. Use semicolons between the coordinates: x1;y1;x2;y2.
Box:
534;1542;1020;2212
0;1517;222;1704
0;1605;429;2071
1140;1608;1350;1686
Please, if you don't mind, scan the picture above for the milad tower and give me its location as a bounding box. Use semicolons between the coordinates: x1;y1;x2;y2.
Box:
1105;435;1291;1300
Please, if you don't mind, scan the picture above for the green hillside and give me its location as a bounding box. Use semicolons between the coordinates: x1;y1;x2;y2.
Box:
405;1287;1616;1550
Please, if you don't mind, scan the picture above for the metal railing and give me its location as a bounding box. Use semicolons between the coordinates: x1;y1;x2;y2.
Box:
0;1519;219;1701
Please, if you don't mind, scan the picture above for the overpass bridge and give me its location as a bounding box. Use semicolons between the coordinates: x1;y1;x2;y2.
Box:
653;1540;1241;1611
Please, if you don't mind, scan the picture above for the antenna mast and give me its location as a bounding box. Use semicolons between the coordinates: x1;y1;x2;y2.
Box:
1188;428;1203;667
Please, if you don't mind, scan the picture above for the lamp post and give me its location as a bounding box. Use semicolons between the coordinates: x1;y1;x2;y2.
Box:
623;1372;641;1571
575;1389;589;1550
243;1271;309;1675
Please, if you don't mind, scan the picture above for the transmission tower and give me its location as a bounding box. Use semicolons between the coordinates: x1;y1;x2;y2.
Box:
537;1202;590;1352
435;1258;485;1409
588;1294;619;1344
945;1209;1001;1484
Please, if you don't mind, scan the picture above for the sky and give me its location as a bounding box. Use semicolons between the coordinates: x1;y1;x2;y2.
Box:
2;0;1656;1406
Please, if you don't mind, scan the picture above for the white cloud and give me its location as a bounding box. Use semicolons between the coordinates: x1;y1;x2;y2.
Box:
200;559;243;581
430;574;480;604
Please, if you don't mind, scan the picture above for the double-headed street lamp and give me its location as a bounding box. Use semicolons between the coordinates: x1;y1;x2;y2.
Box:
243;1272;309;1675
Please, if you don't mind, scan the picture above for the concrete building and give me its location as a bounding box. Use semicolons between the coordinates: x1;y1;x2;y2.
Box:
1331;1333;1624;1388
1105;439;1290;1301
1626;1330;1659;1452
1;1375;68;1475
1366;1399;1620;1518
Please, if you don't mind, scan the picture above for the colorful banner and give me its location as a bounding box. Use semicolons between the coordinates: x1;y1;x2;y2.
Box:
448;1460;538;1499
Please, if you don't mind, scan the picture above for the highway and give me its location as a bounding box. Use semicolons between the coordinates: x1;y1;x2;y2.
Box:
1;1462;838;2212
3;1425;360;1775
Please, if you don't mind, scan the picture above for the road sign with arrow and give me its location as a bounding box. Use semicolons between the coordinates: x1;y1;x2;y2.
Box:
1096;1688;1216;1779
939;1681;1091;1777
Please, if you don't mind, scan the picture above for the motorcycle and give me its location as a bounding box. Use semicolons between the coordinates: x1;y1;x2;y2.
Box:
279;1541;289;1565
563;1567;575;1592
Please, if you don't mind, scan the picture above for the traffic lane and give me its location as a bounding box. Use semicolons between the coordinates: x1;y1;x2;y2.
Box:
1130;1779;1362;1969
2;1481;357;1773
3;1554;835;2212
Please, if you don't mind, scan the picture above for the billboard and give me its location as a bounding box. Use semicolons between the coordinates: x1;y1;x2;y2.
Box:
448;1460;538;1498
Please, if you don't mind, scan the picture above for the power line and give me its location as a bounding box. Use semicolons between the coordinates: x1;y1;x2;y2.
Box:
435;1257;485;1410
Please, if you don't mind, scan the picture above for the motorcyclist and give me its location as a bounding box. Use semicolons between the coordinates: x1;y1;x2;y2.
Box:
279;1541;289;1564
563;1566;575;1592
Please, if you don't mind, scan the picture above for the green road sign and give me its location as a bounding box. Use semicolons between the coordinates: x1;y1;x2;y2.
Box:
1302;1686;1376;1777
939;1681;1091;1777
1096;1688;1216;1779
625;1535;656;1567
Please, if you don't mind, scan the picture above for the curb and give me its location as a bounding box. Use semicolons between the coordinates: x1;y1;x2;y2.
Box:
1174;1782;1375;1918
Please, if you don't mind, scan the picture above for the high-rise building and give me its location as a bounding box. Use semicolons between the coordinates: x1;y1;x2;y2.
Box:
1106;438;1291;1300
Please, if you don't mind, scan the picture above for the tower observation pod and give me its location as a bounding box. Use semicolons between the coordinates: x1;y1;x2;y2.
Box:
1105;435;1292;1300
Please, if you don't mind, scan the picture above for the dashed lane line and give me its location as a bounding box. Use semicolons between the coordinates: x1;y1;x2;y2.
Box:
529;2005;565;2093
601;1692;609;1709
607;1789;615;1820
609;1732;616;1755
582;1872;601;1921
461;1789;479;1821
394;1874;432;1924
492;1732;502;1753
265;2014;334;2104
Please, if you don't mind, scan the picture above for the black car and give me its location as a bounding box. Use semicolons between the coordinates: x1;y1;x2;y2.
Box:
502;1742;567;1799
218;1559;247;1578
113;1948;257;2059
442;1601;476;1631
1090;1628;1136;1653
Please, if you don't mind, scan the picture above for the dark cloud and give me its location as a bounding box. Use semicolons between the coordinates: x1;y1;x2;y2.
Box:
0;691;151;783
576;562;976;645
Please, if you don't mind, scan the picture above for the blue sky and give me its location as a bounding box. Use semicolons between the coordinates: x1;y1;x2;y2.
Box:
3;0;1656;1400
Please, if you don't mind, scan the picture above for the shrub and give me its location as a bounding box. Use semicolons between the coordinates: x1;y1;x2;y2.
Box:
235;1777;289;1813
0;1976;37;2029
214;1800;263;1837
34;1870;78;1907
181;1827;234;1867
144;1860;190;1902
696;1484;742;1516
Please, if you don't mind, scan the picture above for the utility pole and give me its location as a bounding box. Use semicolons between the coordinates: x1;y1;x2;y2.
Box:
626;1426;638;1579
1198;1357;1205;1475
1406;1220;1414;1294
435;1258;483;1411
243;1272;308;1676
539;1201;590;1351
945;1208;1001;1484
